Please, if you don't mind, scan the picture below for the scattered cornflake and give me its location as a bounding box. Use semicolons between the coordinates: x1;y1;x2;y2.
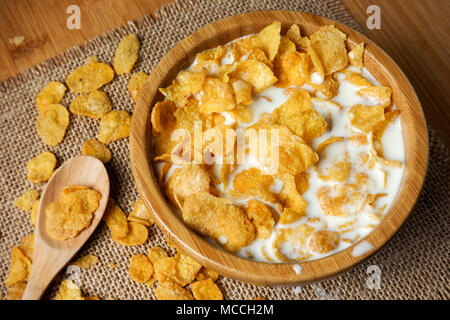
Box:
155;282;194;300
128;71;149;102
129;254;153;283
66;62;114;93
71;255;99;269
36;104;69;146
27;151;57;183
69;90;112;118
7;281;27;300
98;110;131;144
112;222;148;246
19;233;34;260
191;278;223;300
113;34;140;75
147;246;168;264
153;252;202;286
15;189;39;212
81;139;112;163
103;198;129;239
128;198;154;227
5;247;32;287
36;82;66;113
55;279;84;300
195;267;219;282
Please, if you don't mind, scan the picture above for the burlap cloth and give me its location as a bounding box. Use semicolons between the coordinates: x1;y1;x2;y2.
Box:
0;0;448;300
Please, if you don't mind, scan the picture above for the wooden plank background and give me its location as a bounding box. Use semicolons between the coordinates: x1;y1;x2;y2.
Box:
1;0;448;147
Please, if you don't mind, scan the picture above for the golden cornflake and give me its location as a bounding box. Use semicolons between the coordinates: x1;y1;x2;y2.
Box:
112;221;148;246
129;254;153;283
190;278;224;300
27;151;57;183
153;252;202;286
19;233;34;260
55;279;84;300
233;168;276;203
348;104;385;133
98;110;131;144
147;246;168;264
245;200;277;239
7;281;26;300
310;25;348;75
5;247;32;287
309;230;340;254
36;81;66;113
155;282;194;300
278;173;307;221
230;79;253;105
128;72;149;102
282;51;310;86
67;62;114;93
200;77;235;114
113;34;140;75
36;104;69;146
272;224;315;261
348;42;364;70
46;186;101;241
160;70;206;107
195;267;219;281
183;192;255;252
253;21;281;61
151;100;176;133
69;90;112;118
166;165;210;208
71;255;99;268
128;198;154;227
357;86;392;107
230;60;277;93
81;139;112;163
15;189;39;212
103;198;129;238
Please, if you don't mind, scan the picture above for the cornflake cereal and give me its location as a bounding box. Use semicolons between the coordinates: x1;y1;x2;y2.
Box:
27;151;57;183
190;278;224;300
36;104;69;146
98;110;131;144
15;189;39;212
127;198;154;227
113;34;140;75
69;90;112;118
36;81;66;113
5;247;32;287
67;62;114;93
55;279;84;300
152;22;405;262
153;252;202;286
155;282;194;300
128;254;153;283
128;72;149;102
81;139;112;163
71;255;99;268
45;186;101;241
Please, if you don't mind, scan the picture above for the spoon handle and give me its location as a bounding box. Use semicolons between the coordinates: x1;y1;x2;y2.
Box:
22;238;72;300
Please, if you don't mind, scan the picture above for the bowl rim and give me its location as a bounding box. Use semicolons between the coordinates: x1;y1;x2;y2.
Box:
130;10;428;286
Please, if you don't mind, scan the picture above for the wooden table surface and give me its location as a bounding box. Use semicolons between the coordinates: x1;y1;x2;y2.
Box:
1;0;448;147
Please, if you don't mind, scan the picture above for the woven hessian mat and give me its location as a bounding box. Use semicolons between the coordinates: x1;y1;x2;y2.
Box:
0;0;448;300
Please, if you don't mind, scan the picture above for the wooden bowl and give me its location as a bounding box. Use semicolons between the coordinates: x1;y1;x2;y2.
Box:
130;10;428;286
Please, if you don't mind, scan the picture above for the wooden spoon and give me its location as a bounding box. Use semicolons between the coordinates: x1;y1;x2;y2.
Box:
22;156;110;300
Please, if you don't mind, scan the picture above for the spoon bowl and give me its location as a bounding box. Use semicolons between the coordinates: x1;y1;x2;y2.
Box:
22;155;109;300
